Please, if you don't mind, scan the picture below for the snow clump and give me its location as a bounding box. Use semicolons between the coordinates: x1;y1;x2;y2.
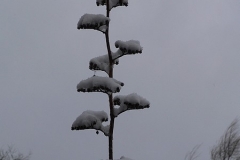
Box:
77;14;110;32
77;76;124;94
113;93;150;117
115;40;142;55
89;53;119;74
71;110;110;136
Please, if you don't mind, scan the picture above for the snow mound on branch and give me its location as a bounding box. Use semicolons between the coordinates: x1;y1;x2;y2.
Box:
77;76;124;94
115;40;142;55
113;93;150;117
77;14;110;33
89;52;119;74
96;0;128;10
71;110;109;136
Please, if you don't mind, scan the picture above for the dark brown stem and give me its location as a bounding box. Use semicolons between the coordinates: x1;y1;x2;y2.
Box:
105;0;113;77
105;30;113;77
108;94;114;160
105;0;114;160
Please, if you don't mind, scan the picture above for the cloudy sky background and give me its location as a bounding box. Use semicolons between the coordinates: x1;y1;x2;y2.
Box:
1;0;240;159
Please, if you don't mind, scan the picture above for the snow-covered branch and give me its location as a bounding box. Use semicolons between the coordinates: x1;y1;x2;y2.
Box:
96;0;128;10
89;53;119;74
113;93;150;117
115;40;142;54
111;40;142;61
71;110;110;136
77;14;110;33
77;76;124;94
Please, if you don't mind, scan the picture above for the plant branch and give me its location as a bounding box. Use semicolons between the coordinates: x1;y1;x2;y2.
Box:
105;0;113;77
105;0;114;159
112;52;125;61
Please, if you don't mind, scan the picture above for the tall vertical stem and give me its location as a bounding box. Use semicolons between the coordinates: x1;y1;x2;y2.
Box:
108;94;114;160
105;0;112;76
105;0;114;159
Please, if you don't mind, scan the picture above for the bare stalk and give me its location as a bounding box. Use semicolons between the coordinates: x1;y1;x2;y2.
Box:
108;94;114;160
105;0;114;159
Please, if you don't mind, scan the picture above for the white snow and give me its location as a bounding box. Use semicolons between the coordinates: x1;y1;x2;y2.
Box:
90;43;141;73
77;76;124;94
96;0;128;10
71;110;110;136
98;25;108;32
112;49;123;59
89;53;119;74
115;40;142;55
88;40;142;74
77;14;110;32
113;93;150;117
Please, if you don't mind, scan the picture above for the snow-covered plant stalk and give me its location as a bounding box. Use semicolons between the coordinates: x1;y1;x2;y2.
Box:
71;0;150;159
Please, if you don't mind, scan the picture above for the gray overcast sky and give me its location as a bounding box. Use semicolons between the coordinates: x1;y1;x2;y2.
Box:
1;0;240;160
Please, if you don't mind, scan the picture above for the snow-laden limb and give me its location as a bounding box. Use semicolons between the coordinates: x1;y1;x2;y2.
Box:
89;52;119;74
113;93;150;117
96;0;128;10
77;14;110;33
77;76;124;94
114;40;142;57
71;110;110;136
